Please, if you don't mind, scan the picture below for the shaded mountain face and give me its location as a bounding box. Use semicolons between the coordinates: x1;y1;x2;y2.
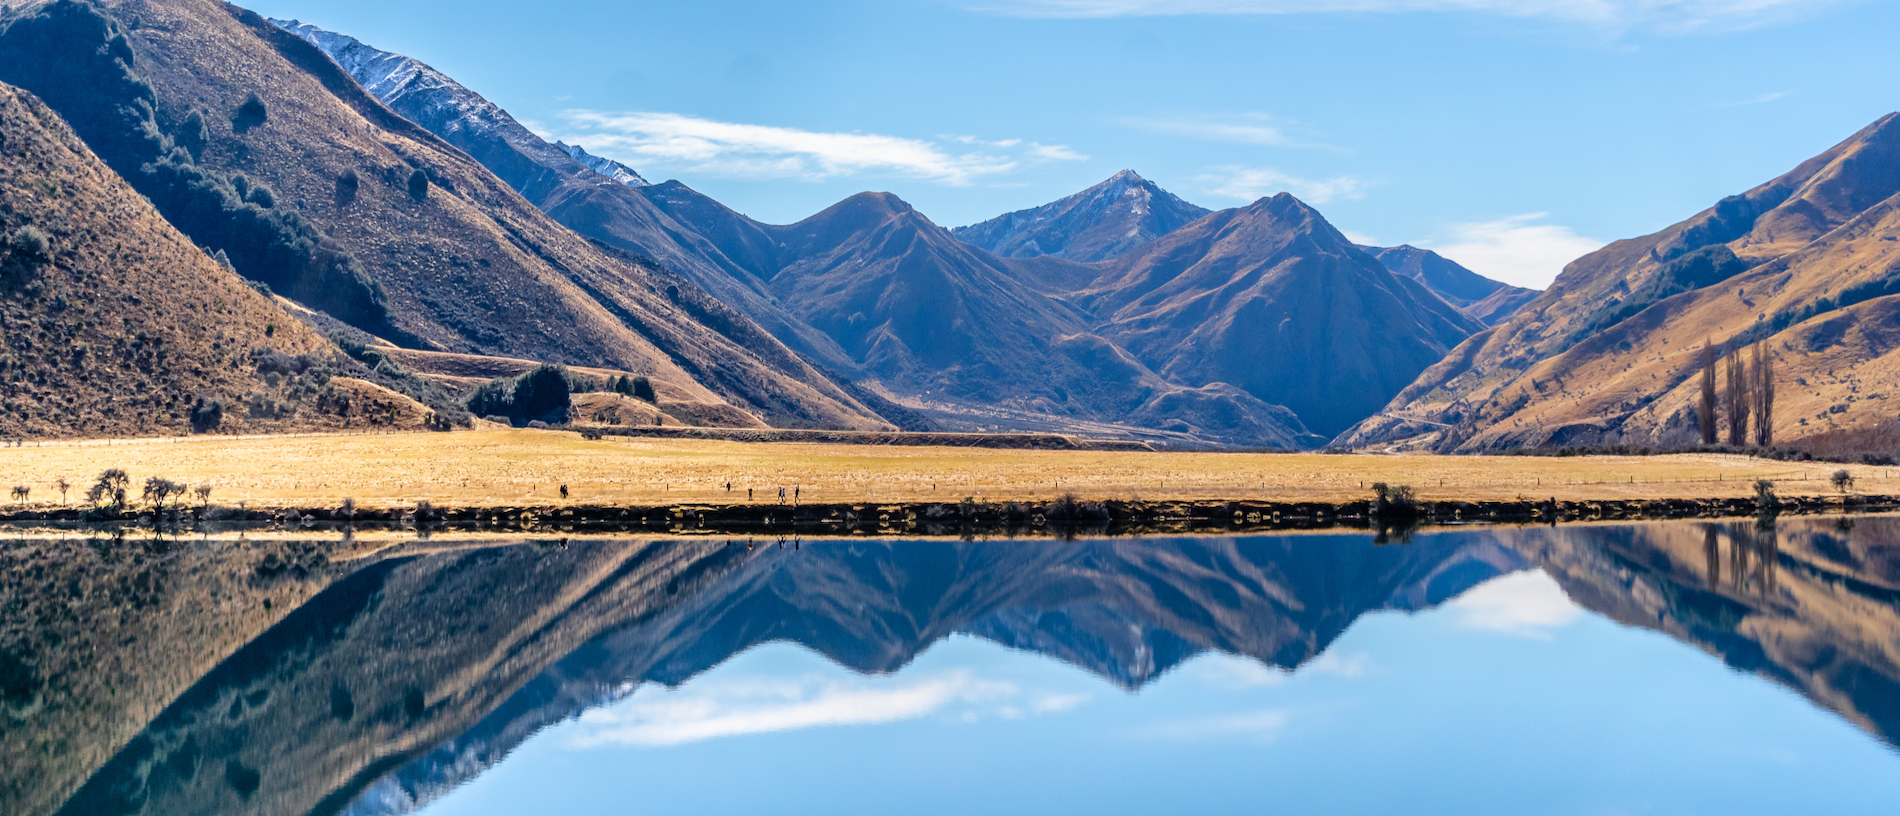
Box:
0;80;396;438
952;170;1211;263
273;18;864;377
1365;244;1539;326
0;0;884;430
1342;113;1900;452
1081;194;1485;439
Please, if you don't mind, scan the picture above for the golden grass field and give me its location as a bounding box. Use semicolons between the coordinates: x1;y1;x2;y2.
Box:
1;428;1894;510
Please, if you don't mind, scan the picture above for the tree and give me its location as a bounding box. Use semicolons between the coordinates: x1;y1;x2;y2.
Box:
1752;340;1776;447
407;169;429;201
9;485;27;504
194;484;213;506
91;469;129;508
1724;344;1750;446
1832;469;1854;493
178;109;208;159
55;477;70;504
1697;341;1718;445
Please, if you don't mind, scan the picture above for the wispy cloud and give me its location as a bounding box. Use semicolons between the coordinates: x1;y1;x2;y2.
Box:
1417;212;1603;289
1123;117;1294;146
1130;708;1292;742
1198;165;1366;204
552;112;1082;186
567;670;1084;748
972;0;1851;33
1711;91;1788;108
1446;570;1584;638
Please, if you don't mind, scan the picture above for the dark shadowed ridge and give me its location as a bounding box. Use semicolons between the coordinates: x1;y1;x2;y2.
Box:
272;18;868;378
1082;193;1484;439
0;0;887;430
1364;244;1539;326
0;79;396;438
952;169;1212;263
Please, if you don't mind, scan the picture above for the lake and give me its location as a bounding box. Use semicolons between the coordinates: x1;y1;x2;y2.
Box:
6;517;1899;815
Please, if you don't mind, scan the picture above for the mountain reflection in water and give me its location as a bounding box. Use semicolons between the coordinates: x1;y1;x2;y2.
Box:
7;517;1899;816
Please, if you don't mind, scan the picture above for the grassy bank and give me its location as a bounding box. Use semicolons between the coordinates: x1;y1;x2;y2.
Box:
1;429;1893;511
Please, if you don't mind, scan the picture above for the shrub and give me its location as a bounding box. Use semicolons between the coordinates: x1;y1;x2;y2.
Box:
335;168;360;205
178;109;208;159
190;397;224;433
91;469;129;508
407;169;429;201
231;92;267;133
8;225;49;260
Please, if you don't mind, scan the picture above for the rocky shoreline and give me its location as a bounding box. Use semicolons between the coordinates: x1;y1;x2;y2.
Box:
2;494;1890;537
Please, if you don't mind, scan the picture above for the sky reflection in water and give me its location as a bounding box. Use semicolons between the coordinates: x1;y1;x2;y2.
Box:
420;567;1896;816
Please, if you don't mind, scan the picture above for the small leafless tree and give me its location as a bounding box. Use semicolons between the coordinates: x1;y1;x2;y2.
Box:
1832;469;1855;493
194;484;214;506
55;477;70;504
9;485;27;504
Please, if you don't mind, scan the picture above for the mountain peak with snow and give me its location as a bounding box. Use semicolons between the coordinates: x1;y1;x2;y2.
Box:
952;171;1210;263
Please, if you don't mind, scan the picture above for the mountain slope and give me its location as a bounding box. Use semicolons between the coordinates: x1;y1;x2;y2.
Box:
952;169;1211;263
273;18;862;375
1343;113;1900;452
0;80;402;438
0;0;885;430
1081;194;1484;439
758;193;1314;445
1365;244;1539;326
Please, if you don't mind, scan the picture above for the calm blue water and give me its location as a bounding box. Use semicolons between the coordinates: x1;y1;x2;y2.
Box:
420;574;1895;816
18;518;1900;816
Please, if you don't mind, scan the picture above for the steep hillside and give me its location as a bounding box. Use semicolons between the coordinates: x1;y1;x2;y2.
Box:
0;0;886;430
1081;194;1484;438
952;169;1210;262
0;80;415;438
1343;114;1900;452
273;18;860;374
1366;244;1538;326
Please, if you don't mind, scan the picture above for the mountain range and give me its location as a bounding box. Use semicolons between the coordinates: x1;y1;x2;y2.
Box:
21;0;1896;452
267;17;1535;444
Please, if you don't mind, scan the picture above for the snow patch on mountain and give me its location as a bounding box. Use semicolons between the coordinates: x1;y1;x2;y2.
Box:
270;18;648;187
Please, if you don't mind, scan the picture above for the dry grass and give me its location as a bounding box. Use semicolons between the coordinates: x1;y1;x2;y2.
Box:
0;429;1892;511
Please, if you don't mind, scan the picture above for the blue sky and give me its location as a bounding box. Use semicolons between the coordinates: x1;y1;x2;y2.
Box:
242;0;1898;288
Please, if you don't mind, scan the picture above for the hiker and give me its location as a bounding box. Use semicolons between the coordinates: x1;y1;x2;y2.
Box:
778;487;787;504
560;484;569;500
794;486;800;503
748;488;754;500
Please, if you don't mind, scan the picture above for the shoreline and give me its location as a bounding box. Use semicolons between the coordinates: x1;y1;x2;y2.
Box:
3;494;1884;538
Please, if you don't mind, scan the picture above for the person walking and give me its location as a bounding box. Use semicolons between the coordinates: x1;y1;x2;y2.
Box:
560;484;569;500
778;487;787;505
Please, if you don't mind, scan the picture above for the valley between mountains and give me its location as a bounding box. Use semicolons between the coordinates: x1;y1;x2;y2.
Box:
0;0;1896;458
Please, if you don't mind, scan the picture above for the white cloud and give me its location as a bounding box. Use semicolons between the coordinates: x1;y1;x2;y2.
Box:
1711;91;1788;108
1417;212;1603;289
1124;117;1294;146
1198;165;1366;205
1446;570;1584;638
1131;708;1292;742
972;0;1850;33
1340;229;1381;246
1029;142;1091;161
566;669;1083;748
554;111;1043;186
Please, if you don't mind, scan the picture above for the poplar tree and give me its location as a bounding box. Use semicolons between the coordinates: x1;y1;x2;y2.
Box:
1697;341;1718;445
1725;344;1750;447
1752;340;1776;447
